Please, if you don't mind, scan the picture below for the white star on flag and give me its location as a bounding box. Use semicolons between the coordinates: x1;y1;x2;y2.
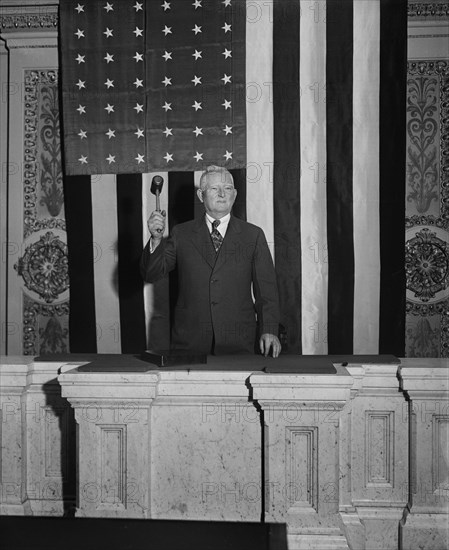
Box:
104;53;114;63
224;150;232;160
192;24;202;35
223;125;232;135
76;54;85;64
163;26;172;36
106;129;116;139
76;104;86;114
78;129;87;139
223;0;231;6
134;2;143;11
104;79;114;88
76;79;86;89
162;51;172;61
192;50;202;60
135;128;145;138
222;49;232;59
162;102;172;112
135;154;145;163
193;127;203;136
222;99;231;109
78;155;87;164
133;52;143;62
163;127;173;137
75;4;84;13
222;74;231;84
105;104;114;113
134;78;143;88
133;27;143;37
222;23;231;33
192;101;202;111
193;0;202;8
192;75;202;86
194;152;203;162
164;152;174;163
162;76;172;86
104;3;113;12
134;103;144;113
161;1;171;10
74;29;84;39
103;27;113;38
106;154;116;164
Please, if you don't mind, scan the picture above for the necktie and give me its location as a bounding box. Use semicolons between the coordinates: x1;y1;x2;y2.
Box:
211;219;223;252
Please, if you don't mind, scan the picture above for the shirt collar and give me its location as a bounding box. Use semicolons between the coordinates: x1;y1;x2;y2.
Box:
205;212;231;225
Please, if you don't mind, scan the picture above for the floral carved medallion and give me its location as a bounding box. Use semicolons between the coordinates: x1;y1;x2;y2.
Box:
14;231;69;304
406;227;448;303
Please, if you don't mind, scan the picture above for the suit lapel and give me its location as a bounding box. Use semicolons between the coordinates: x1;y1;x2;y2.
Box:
213;215;243;273
191;216;216;270
190;215;244;272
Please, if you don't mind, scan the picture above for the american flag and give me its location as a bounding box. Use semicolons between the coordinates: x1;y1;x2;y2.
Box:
60;0;407;356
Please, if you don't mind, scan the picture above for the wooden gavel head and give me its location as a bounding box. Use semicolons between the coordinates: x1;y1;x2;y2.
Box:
151;175;164;197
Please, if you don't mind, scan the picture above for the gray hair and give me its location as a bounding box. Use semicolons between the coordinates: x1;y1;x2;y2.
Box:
199;165;234;190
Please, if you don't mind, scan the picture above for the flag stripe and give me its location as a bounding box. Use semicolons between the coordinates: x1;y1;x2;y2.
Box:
379;0;406;355
245;0;274;251
116;174;146;352
300;0;328;354
353;0;381;354
64;175;97;352
230;168;247;221
326;0;355;353
91;174;121;353
273;0;302;352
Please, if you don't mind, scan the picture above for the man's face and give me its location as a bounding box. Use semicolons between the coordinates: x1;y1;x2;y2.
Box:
197;172;237;218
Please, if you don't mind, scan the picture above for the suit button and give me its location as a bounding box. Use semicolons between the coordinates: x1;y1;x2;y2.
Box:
211;301;217;306
211;279;217;283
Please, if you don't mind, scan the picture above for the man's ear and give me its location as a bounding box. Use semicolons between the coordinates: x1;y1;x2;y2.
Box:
196;188;204;203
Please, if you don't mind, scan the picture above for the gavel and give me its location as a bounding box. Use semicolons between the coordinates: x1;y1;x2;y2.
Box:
150;175;164;233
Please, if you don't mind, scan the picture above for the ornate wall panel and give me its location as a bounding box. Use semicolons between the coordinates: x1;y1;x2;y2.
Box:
405;60;449;358
14;69;69;355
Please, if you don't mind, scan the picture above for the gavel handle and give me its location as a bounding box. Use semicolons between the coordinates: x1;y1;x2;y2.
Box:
155;191;162;233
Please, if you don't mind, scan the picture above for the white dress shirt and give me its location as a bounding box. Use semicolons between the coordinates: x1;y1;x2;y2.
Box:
205;212;230;238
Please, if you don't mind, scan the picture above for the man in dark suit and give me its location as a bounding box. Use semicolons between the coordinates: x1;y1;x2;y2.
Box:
141;165;281;357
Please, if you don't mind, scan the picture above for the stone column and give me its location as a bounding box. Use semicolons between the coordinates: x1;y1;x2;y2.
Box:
250;367;353;550
339;362;408;550
58;365;159;518
399;358;449;550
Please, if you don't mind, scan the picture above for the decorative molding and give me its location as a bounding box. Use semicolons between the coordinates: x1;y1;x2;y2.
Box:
24;69;65;238
408;2;449;20
365;411;394;487
432;415;449;491
0;6;58;33
14;231;69;304
22;294;69;355
100;426;127;507
285;426;318;513
405;228;448;303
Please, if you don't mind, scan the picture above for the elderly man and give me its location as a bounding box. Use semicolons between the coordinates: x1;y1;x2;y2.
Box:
141;165;281;357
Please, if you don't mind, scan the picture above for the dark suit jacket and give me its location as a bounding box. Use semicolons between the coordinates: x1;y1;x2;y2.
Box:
140;215;280;354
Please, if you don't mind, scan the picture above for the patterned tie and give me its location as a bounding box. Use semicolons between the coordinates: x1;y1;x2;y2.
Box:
211;219;223;252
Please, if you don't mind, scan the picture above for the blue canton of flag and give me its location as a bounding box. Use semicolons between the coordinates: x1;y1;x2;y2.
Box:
60;0;246;175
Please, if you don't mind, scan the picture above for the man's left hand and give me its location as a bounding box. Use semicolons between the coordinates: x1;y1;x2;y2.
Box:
259;333;281;358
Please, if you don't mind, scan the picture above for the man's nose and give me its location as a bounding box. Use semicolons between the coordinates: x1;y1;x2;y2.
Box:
217;188;225;197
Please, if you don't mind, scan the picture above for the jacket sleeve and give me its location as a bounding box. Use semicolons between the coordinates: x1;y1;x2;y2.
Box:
140;231;177;283
252;228;280;336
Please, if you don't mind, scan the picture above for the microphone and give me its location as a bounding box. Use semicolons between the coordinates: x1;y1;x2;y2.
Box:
150;176;164;233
